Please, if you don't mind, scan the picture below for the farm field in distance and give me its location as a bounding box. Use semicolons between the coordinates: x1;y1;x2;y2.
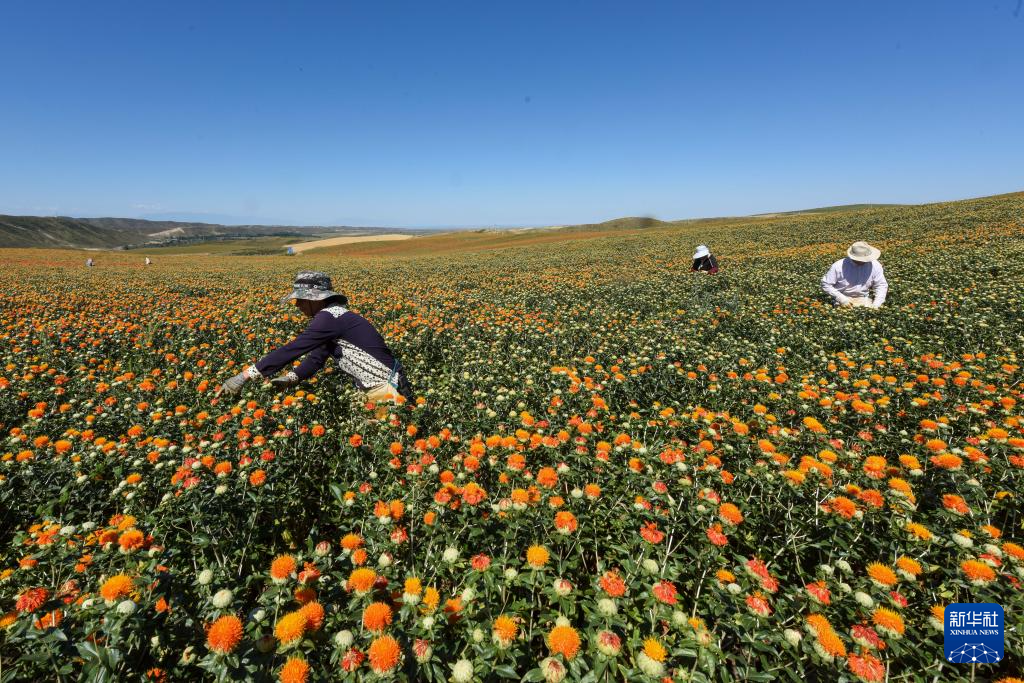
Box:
1;192;1023;682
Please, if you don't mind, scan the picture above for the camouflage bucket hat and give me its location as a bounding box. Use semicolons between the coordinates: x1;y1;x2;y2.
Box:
280;271;344;303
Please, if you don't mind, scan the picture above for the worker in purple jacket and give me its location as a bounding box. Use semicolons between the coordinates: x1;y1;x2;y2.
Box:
217;271;411;402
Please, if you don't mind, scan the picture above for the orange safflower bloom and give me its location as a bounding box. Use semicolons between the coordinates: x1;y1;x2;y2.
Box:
745;592;772;616
493;615;518;644
857;489;884;508
861;455;885;477
888;477;913;495
536;467;558;487
930;453;963;470
817;629;846;658
347;568;377;594
905;522;932;541
33;608;63;630
554;511;578;533
718;502;743;525
652;580;678;605
422;587;440;612
980;524;1002;539
898;455;921;470
362;602;393;632
526;545;550;568
826;496;858;519
270;555;297;582
299;601;324;631
599;570;626;597
643;637;667;662
341;533;364;551
274;610;307;645
207;615;244;654
1003;542;1024;561
547;625;581;660
640;522;665;544
942;494;970;514
367;635;402;674
404;577;422;595
961;559;996;584
100;575;133;602
15;587;49;613
279;657;309;683
118;528;145;552
805;613;833;638
872;607;905;637
866;563;898;587
848;653;885;682
783;470;806;486
895;556;922;577
803;416;826;433
805;581;831;605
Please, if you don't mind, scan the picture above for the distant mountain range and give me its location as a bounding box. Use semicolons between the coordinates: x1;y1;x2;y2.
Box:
0;215;407;249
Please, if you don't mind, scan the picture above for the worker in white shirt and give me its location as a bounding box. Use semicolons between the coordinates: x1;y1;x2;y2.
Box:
821;241;888;308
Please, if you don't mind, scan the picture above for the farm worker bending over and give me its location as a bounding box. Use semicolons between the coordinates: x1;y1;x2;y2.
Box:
691;244;719;274
821;241;888;308
218;271;411;403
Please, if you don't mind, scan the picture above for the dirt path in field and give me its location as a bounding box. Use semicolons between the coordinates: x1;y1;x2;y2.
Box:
287;234;415;252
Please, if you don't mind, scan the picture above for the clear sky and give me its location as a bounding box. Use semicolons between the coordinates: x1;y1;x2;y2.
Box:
1;1;1022;227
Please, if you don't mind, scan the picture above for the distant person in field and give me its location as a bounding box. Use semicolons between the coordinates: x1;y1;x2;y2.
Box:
218;271;411;405
145;257;152;266
691;244;719;274
821;241;888;308
85;258;94;268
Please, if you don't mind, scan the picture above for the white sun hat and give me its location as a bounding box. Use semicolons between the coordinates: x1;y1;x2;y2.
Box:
693;244;710;259
846;241;881;263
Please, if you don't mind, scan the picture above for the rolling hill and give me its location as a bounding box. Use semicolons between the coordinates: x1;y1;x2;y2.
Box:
0;215;407;250
2;191;1020;250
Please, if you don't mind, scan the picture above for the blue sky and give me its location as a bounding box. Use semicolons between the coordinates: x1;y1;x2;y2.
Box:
1;1;1022;227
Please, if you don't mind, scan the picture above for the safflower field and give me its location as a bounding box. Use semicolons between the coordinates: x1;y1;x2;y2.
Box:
1;193;1023;682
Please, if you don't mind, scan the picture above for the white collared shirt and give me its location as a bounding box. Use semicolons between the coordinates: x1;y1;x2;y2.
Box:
821;258;888;307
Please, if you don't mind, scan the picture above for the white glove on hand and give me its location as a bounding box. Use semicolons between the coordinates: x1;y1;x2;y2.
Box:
270;372;300;390
218;366;261;396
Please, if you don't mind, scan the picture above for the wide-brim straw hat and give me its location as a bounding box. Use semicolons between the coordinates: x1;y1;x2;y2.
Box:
693;244;710;259
280;270;345;303
846;241;881;263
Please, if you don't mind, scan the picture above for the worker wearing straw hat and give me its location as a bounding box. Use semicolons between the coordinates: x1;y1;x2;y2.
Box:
821;241;888;308
218;271;411;405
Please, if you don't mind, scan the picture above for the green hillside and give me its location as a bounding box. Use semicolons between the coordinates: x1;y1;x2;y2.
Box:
0;215;399;250
0;215;129;249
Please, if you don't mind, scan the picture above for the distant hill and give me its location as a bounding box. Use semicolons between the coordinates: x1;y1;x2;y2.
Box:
563;216;673;232
2;191;1019;249
0;215;129;249
754;203;903;216
0;215;406;249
